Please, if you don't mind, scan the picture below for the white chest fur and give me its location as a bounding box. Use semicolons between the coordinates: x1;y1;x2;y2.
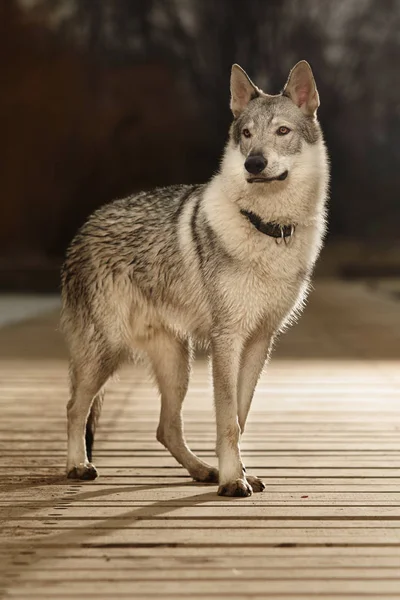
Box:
214;233;313;335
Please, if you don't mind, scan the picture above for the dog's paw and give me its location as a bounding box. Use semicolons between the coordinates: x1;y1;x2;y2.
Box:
218;478;253;497
192;465;219;484
67;462;98;481
246;474;266;493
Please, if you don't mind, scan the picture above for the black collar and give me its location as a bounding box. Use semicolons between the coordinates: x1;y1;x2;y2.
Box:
240;209;295;243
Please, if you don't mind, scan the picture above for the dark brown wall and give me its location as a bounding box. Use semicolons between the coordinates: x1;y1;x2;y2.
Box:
0;2;205;267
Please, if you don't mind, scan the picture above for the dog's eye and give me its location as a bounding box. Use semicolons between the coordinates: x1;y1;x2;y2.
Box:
242;128;251;138
277;126;291;136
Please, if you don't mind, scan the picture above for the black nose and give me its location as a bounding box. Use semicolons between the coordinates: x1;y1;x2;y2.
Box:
244;154;267;175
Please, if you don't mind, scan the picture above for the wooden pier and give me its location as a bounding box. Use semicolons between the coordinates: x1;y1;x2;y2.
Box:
1;281;399;599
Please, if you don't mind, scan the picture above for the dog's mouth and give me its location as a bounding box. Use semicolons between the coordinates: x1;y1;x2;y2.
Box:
247;171;288;184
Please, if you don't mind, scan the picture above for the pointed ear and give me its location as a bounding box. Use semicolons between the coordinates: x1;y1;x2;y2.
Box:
230;64;259;118
283;61;319;116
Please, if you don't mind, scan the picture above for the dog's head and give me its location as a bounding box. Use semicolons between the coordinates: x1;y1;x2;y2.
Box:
229;61;322;186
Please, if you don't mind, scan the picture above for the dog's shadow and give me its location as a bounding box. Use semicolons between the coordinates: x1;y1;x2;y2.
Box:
3;474;227;589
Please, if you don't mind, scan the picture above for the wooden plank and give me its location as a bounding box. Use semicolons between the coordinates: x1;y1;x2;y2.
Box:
7;555;400;569
2;528;400;545
2;473;400;485
4;489;400;505
0;596;393;600
8;567;400;580
6;482;400;498
7;505;400;518
3;545;400;558
2;464;400;479
5;579;400;595
6;518;400;530
5;441;400;451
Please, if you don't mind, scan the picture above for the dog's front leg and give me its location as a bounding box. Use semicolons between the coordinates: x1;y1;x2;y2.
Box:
212;333;252;497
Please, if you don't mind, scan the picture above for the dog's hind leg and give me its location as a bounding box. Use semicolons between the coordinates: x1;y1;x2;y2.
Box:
66;347;123;480
147;332;219;483
85;389;104;463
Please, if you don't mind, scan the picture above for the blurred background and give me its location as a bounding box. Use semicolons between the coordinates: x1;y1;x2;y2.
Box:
0;0;399;293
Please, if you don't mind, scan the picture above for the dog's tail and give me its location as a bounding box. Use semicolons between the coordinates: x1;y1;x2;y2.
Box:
85;391;105;463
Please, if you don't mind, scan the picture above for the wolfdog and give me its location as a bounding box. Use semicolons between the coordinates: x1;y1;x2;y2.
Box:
61;61;329;496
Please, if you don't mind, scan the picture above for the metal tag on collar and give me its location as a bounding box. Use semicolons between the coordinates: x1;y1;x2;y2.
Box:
275;224;296;246
284;224;295;246
275;226;285;245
